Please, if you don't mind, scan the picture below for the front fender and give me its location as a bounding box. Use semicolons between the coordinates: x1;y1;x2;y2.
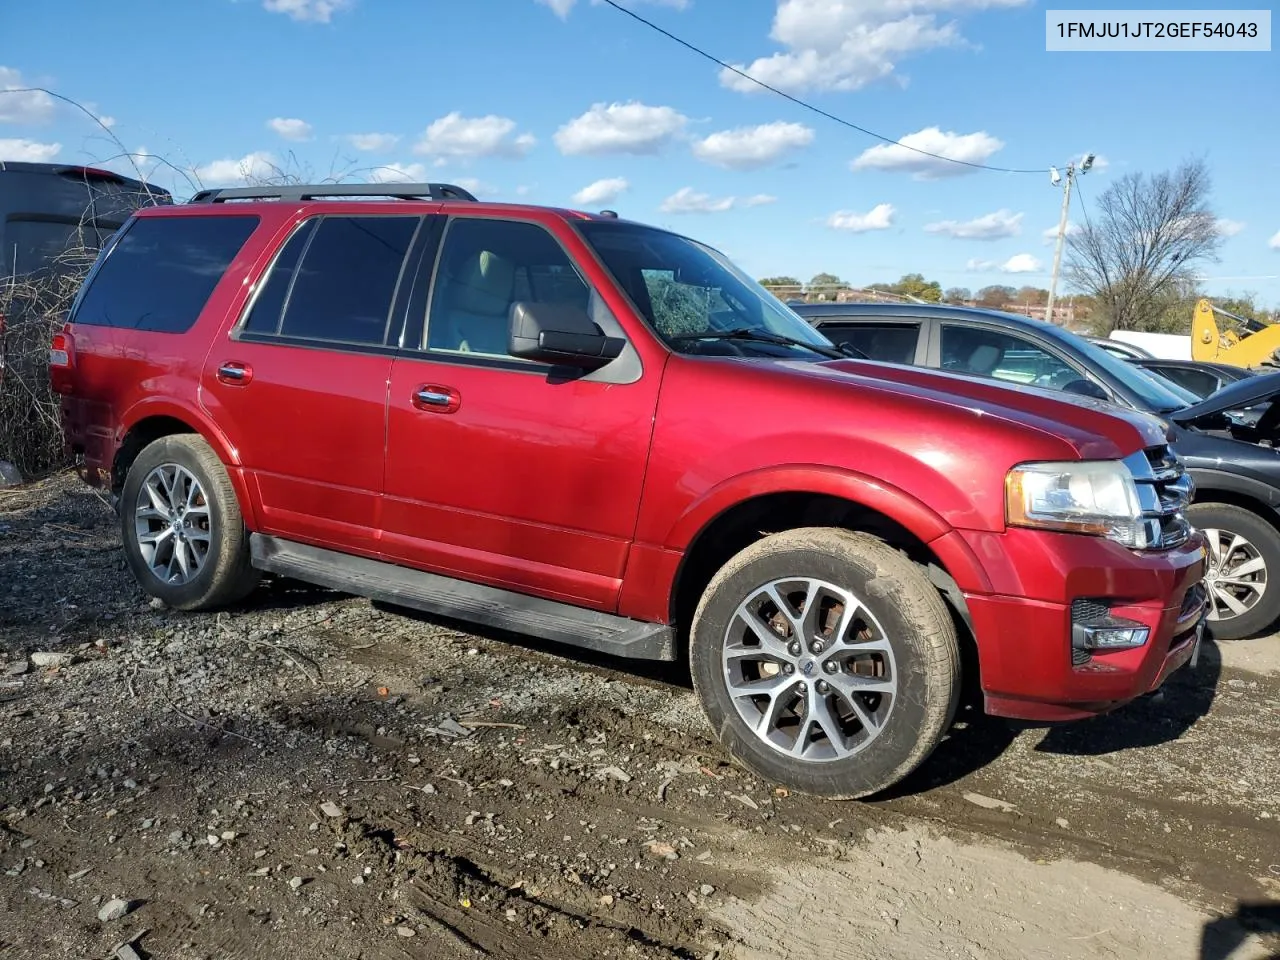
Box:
663;464;994;596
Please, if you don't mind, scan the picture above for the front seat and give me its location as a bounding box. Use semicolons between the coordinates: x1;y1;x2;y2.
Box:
966;343;1004;376
440;249;516;356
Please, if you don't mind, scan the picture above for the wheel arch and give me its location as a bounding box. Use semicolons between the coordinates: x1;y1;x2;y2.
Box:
666;471;991;682
113;400;255;527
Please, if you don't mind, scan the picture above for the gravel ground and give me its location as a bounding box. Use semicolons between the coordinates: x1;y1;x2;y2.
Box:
1;472;1278;960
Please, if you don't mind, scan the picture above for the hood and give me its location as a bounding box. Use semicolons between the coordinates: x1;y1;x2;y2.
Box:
1170;369;1280;424
792;358;1171;457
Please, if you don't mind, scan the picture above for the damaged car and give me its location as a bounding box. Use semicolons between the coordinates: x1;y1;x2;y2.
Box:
795;301;1280;640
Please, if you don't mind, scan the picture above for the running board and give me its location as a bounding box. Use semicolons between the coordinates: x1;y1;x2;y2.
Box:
249;534;676;661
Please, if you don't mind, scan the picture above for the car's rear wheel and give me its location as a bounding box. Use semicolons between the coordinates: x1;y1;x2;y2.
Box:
689;527;961;799
1188;502;1280;640
120;434;259;611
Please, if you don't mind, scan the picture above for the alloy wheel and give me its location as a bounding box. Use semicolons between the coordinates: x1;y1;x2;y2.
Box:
134;463;212;586
1201;527;1268;622
721;577;897;762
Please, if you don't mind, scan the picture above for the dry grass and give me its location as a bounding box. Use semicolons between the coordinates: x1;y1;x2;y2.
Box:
0;243;98;478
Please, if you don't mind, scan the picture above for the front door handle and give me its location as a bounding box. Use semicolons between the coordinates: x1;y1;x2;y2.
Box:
217;362;253;386
411;384;461;414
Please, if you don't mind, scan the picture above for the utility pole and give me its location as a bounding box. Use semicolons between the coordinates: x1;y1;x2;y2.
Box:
1045;153;1094;327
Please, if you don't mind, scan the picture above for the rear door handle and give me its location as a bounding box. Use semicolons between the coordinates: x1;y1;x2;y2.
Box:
217;362;253;386
411;384;461;414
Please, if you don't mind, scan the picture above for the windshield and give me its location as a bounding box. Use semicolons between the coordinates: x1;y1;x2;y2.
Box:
1046;325;1200;412
576;220;837;359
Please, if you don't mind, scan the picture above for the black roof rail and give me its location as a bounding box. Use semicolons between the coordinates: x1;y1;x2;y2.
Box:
187;182;479;204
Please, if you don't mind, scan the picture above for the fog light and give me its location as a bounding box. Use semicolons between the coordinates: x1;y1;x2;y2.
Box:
1072;620;1150;651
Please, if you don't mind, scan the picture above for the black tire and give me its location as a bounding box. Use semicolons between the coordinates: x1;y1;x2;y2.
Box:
689;527;961;800
1188;502;1280;641
119;434;260;611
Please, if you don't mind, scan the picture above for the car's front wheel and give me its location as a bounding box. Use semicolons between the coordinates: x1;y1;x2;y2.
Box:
120;434;260;611
689;527;961;800
1188;502;1280;640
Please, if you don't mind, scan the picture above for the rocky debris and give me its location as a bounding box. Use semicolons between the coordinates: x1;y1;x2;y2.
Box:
5;659;29;677
0;460;22;487
97;898;134;922
29;651;74;668
2;472;1277;960
963;792;1017;813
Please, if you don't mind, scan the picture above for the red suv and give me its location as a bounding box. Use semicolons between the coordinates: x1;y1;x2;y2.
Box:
53;183;1208;799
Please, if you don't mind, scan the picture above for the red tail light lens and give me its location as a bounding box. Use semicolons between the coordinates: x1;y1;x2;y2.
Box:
50;332;73;368
49;331;76;394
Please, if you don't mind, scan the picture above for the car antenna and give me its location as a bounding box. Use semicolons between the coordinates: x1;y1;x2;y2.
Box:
598;209;619;219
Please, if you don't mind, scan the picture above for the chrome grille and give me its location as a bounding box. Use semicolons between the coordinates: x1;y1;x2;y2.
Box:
1123;446;1194;551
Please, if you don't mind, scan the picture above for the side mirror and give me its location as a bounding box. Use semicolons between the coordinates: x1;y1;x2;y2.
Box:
508;301;625;367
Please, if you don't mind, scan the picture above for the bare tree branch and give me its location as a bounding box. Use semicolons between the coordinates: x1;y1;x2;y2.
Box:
1066;158;1222;332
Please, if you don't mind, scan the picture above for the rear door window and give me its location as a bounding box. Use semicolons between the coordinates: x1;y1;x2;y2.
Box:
71;215;259;333
242;215;419;346
939;324;1088;391
816;321;921;364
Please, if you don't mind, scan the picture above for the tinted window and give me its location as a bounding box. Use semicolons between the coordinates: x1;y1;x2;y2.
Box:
427;218;590;358
242;219;317;335
940;325;1093;393
819;321;920;364
267;216;419;345
71;215;258;332
5;219;116;278
1148;365;1218;398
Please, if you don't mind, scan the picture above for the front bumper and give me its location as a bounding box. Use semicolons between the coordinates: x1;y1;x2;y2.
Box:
959;527;1208;722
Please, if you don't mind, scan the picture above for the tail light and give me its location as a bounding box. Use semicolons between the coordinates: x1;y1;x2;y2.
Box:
49;330;75;394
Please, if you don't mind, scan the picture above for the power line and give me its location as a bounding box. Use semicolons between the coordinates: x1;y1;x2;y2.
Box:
597;0;1046;176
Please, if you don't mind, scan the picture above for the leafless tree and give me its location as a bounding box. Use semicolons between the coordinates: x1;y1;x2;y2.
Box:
1066;158;1222;333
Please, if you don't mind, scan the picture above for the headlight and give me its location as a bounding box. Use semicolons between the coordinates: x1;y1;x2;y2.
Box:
1006;460;1146;547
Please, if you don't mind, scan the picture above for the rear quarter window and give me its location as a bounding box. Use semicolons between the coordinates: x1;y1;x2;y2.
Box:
70;215;259;333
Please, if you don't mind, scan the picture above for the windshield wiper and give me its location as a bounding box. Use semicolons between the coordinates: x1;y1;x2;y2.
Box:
670;327;863;360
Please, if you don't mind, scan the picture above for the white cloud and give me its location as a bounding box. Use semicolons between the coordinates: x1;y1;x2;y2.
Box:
826;203;896;233
413;112;535;159
368;162;428;183
97;115;117;129
267;117;313;142
538;0;687;18
0;138;61;162
0;67;56;124
1270;230;1280;251
262;0;352;22
719;0;1028;95
925;208;1022;240
745;193;777;207
554;101;687;156
572;177;629;206
1041;221;1082;243
851;126;1004;179
966;258;997;271
691;121;814;170
660;187;736;214
453;177;498;197
1001;253;1041;273
345;132;399;152
196;151;279;186
1215;218;1246;238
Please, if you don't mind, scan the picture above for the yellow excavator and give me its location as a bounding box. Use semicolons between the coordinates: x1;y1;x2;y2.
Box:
1191;298;1280;369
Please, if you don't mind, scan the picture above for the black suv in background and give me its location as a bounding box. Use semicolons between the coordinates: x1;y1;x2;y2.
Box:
794;301;1280;642
0;162;171;280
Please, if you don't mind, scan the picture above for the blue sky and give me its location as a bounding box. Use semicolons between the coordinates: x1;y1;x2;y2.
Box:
2;0;1277;302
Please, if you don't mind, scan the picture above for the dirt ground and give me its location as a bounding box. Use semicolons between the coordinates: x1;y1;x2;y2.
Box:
2;472;1278;960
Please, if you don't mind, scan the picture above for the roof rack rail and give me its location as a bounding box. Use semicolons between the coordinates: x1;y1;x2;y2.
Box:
187;182;479;204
